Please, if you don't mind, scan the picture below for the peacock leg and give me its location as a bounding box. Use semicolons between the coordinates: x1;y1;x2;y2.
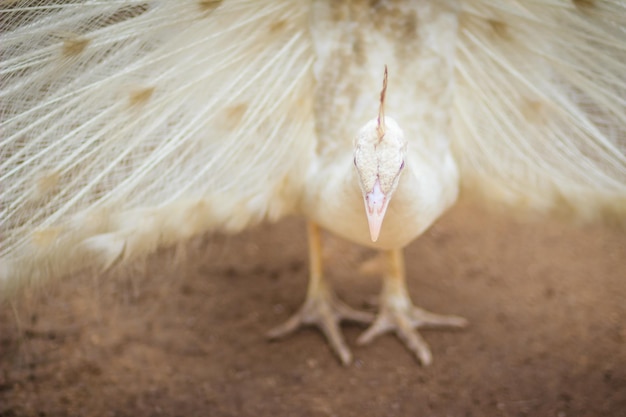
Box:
357;249;467;366
267;222;373;365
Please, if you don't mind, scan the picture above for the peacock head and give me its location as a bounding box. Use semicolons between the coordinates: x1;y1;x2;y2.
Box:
353;66;407;242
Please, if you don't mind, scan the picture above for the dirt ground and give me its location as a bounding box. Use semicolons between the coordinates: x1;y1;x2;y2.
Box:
1;202;624;417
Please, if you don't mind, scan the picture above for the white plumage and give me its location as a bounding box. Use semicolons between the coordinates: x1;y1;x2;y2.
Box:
1;0;625;364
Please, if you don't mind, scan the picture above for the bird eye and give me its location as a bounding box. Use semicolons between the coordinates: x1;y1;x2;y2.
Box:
353;157;357;166
400;160;405;170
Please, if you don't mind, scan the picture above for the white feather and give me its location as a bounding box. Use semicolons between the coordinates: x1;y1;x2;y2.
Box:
1;0;625;297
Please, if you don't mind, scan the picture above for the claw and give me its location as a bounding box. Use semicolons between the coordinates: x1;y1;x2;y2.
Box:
354;248;468;365
357;304;467;366
267;292;373;366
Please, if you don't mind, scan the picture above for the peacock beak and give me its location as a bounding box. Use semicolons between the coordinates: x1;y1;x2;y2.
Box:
364;178;390;242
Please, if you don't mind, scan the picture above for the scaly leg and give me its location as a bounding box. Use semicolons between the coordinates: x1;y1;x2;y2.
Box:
267;222;373;365
357;249;467;366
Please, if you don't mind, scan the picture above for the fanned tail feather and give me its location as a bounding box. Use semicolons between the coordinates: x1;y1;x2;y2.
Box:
1;0;315;295
453;0;626;219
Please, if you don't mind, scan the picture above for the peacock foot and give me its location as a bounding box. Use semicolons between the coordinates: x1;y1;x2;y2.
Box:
357;299;467;366
267;289;374;365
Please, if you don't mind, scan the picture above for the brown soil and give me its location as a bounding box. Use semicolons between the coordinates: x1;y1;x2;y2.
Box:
1;202;625;417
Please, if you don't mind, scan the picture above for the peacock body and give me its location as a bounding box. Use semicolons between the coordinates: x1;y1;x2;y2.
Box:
1;0;625;363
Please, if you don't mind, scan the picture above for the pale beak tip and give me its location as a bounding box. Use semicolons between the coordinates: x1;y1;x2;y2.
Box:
366;213;384;242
